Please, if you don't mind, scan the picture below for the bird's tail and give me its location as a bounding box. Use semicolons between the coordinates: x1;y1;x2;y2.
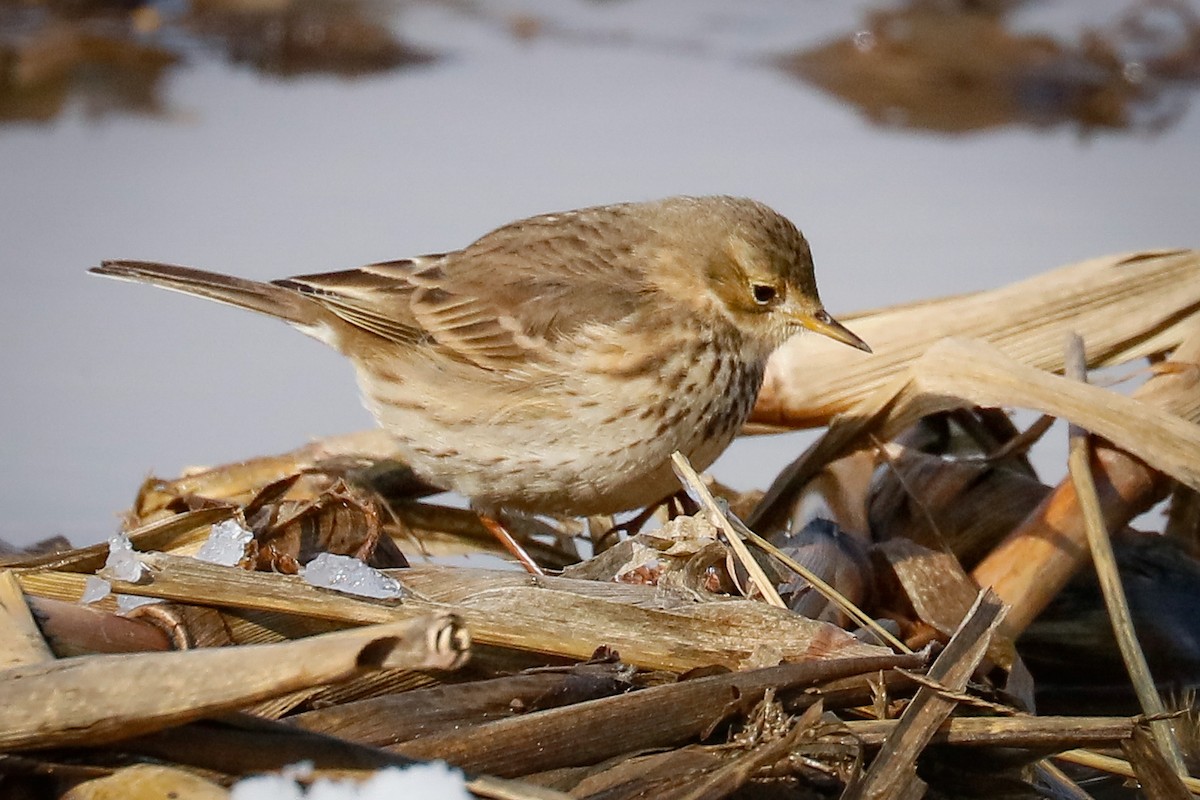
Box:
90;260;325;330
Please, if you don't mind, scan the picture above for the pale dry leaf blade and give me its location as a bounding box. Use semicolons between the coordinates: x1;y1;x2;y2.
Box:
753;336;1200;529
0;614;468;751
19;553;893;673
0;570;55;667
755;249;1200;428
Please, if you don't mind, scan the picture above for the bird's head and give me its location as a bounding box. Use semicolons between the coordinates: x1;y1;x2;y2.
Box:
656;196;871;354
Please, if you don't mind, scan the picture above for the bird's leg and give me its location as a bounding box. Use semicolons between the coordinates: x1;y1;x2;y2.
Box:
667;490;700;518
474;508;546;576
595;490;698;551
594;505;656;551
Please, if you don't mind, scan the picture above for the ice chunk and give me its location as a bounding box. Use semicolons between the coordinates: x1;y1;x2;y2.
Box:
229;774;302;800
99;532;146;583
300;553;404;600
116;594;161;613
230;762;470;800
280;762;314;782
79;575;112;604
93;532;157;610
196;519;254;566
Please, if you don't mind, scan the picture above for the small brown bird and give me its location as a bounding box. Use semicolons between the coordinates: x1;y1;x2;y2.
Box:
92;195;868;520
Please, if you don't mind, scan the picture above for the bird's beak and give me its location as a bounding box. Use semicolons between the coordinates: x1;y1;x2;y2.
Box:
793;309;872;353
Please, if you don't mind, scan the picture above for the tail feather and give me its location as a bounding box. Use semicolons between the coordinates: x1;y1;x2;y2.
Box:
91;260;326;332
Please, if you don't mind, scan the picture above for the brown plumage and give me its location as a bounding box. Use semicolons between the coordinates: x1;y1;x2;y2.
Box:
91;195;868;517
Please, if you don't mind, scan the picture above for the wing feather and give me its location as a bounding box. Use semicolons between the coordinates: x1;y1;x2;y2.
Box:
273;203;660;372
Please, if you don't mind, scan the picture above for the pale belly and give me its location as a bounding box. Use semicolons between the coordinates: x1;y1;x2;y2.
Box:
354;348;765;516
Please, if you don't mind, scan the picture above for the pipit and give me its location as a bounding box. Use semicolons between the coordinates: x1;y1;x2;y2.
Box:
92;196;868;534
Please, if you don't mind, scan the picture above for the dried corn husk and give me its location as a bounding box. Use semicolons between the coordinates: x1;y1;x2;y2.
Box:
753;249;1200;429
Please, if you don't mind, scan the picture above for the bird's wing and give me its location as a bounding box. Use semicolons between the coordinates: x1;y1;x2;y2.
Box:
275;256;442;348
275;206;658;373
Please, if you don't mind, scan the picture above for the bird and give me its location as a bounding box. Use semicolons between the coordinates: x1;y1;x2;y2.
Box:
91;195;869;536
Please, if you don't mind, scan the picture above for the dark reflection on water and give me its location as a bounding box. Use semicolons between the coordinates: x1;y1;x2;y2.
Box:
0;0;436;123
187;0;436;77
5;0;1200;130
0;3;177;122
781;0;1200;134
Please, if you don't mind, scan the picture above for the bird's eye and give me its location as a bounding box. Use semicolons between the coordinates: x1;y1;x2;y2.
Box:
751;284;777;305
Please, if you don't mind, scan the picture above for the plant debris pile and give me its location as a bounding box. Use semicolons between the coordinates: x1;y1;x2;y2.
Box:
3;249;1200;798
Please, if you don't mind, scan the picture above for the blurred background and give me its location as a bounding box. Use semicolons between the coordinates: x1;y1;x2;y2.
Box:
2;0;1198;547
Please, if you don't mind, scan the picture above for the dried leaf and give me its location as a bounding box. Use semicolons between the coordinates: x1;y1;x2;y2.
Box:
754;249;1200;429
754;336;1200;532
0;614;469;750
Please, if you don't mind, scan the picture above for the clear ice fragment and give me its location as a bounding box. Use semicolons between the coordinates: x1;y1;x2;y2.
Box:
116;594;161;613
196;519;254;566
300;553;404;600
230;762;470;800
100;531;146;582
79;575;112;604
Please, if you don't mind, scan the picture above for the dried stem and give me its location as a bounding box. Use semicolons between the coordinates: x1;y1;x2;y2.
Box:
0;571;55;667
1063;332;1187;777
728;517;911;654
1056;749;1200;794
671;452;785;609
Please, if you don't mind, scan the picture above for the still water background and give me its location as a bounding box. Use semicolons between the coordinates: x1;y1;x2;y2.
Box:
2;0;1198;545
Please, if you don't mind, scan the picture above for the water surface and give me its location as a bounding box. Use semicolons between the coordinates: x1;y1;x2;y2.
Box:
2;0;1198;545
